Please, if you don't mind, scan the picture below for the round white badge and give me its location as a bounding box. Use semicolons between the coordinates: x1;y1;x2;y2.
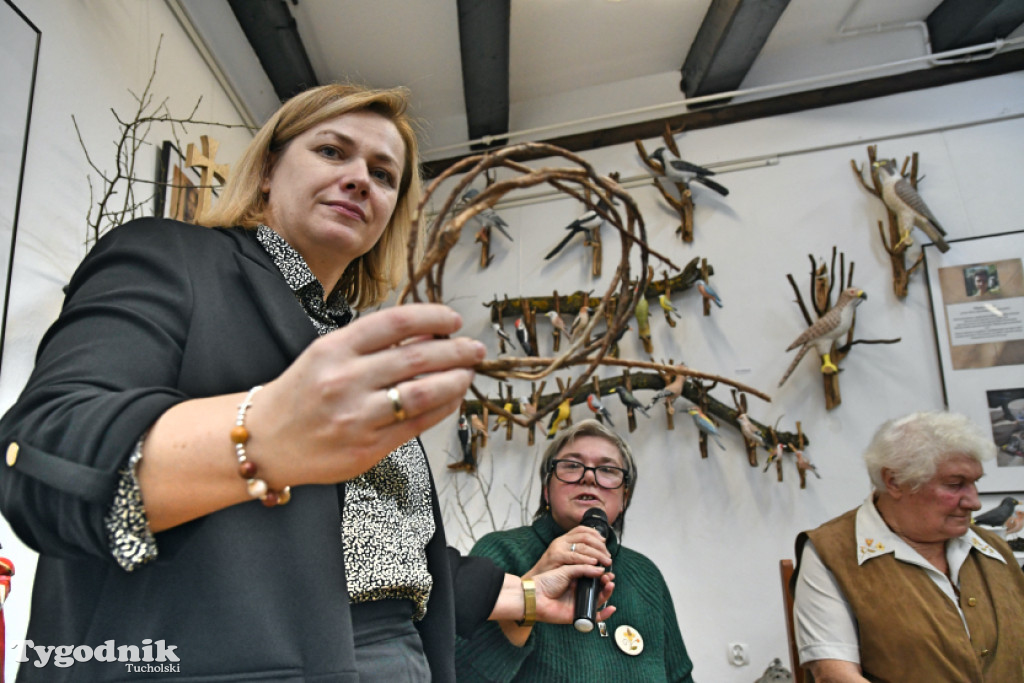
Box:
614;624;644;656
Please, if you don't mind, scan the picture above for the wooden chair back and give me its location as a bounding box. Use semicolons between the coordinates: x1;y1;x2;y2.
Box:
779;559;805;683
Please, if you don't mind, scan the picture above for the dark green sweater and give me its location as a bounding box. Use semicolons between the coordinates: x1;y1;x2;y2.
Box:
455;514;695;682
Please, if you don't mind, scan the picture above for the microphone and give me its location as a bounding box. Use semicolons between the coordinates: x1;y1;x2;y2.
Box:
573;507;610;633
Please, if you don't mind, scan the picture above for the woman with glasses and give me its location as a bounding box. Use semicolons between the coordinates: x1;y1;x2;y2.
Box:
455;419;696;682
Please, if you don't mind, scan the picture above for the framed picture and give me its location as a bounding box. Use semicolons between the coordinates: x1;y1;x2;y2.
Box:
155;141;201;223
923;229;1024;493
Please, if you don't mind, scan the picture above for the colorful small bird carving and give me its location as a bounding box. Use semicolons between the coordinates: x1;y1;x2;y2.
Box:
493;401;514;430
650;148;729;196
515;318;534;356
874;159;949;253
658;294;680;316
694;279;723;308
736;413;766;448
609;386;650;418
764;443;785;472
546;398;572;439
647;373;685;410
545;311;567;336
569;306;591;342
586;393;615;428
792;448;821;479
687;407;726;450
634;288;651;350
779;288;867;387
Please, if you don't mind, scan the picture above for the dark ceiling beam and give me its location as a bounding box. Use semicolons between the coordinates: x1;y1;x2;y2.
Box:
456;0;510;149
927;0;1024;52
680;0;792;102
422;48;1024;179
227;0;318;101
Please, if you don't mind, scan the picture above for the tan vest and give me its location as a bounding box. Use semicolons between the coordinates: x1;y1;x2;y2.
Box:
802;508;1024;683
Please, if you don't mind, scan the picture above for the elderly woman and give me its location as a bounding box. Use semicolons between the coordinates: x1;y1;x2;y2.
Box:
793;411;1024;682
0;84;605;682
455;419;695;682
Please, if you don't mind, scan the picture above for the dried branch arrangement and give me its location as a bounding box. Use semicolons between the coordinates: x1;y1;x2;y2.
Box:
400;142;761;428
851;144;925;298
72;35;249;248
482;257;711;357
457;370;800;457
781;248;900;410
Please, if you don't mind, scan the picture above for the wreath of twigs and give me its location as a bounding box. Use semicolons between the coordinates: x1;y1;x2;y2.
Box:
398;142;770;428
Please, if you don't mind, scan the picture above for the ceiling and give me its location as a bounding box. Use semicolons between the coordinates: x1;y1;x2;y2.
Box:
172;0;1024;172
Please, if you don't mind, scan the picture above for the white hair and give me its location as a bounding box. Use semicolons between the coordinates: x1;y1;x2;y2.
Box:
863;411;996;491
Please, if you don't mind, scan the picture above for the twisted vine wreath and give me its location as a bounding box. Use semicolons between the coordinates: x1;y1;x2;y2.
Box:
398;142;770;428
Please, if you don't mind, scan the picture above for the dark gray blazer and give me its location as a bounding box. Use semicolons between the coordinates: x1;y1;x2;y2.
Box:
0;219;499;682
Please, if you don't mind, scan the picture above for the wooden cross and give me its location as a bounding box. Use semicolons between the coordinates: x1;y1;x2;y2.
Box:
185;135;230;221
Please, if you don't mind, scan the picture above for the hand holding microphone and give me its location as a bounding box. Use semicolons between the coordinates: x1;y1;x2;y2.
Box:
573;507;611;633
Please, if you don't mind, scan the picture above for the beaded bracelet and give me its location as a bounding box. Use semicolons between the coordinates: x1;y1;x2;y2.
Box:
231;385;291;507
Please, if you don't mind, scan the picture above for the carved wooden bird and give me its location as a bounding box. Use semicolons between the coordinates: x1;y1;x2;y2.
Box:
569;306;591;342
974;496;1021;527
586;393;615;428
545;311;567;335
634;288;651;342
609;386;650;418
778;288;867;387
458;188;513;241
874;159;949;253
650;147;729;196
647;373;685;409
492;322;515;351
544;198;613;260
687;407;726;450
695;279;723;308
515;317;534;356
736;413;766;448
546;398;573;439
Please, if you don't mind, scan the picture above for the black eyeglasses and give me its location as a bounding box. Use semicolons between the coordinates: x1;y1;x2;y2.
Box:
549;460;628;490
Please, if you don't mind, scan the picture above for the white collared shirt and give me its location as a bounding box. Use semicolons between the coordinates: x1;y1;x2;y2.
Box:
793;495;1006;665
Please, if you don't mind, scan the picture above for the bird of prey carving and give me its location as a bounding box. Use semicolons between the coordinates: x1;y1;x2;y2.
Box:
650;147;729;196
544;198;613;260
779;288;867;387
874;159;949;253
458;188;513;242
973;496;1021;527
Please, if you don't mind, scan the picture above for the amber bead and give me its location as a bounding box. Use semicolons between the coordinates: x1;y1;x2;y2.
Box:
230;425;249;444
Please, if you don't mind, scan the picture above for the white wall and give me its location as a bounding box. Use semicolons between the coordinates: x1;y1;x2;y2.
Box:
419;74;1024;681
0;1;253;679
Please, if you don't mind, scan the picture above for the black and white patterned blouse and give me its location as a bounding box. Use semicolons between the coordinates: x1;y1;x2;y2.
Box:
104;224;435;619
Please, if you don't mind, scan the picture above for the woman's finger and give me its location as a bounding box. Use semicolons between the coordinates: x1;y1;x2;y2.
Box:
339;304;467;356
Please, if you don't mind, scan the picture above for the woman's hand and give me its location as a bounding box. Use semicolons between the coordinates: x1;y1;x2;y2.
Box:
524;524;612;578
250;303;485;487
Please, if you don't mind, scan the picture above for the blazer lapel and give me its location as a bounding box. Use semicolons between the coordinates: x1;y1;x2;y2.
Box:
233;249;318;361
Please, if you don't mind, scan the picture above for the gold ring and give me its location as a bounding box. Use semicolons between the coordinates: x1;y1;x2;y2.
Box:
386;387;407;422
